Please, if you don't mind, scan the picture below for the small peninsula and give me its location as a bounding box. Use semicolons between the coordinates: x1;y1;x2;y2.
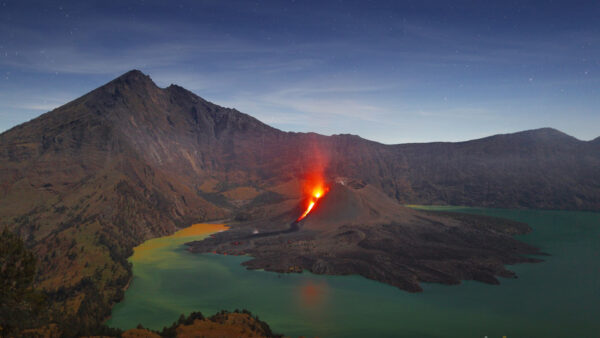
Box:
187;180;545;292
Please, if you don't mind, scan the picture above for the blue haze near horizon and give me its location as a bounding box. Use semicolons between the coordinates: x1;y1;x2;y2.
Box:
0;0;599;144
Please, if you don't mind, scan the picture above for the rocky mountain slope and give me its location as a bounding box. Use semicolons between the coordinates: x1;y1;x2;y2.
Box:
0;70;598;332
394;128;600;209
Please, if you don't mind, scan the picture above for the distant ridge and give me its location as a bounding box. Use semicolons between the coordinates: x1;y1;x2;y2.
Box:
448;127;580;146
511;127;574;138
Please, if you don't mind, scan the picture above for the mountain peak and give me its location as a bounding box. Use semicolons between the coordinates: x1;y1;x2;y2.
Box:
86;69;159;105
507;127;578;142
109;69;155;88
118;69;151;81
522;127;569;137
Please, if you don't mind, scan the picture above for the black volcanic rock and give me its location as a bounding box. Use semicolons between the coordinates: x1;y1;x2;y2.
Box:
187;181;544;292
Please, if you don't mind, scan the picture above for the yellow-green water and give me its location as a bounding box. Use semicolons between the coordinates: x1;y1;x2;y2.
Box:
107;208;600;337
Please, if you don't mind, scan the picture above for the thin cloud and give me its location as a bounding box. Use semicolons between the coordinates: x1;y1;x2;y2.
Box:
223;81;401;130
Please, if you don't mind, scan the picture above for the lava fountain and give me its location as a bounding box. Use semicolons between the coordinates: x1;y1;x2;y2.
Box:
296;177;329;222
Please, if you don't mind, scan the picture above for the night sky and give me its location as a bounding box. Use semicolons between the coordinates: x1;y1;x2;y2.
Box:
1;0;598;143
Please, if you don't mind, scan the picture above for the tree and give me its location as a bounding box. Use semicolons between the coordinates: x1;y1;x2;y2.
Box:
0;227;45;336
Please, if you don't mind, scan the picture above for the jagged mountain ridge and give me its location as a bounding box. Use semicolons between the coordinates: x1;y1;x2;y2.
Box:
0;70;599;330
4;70;597;214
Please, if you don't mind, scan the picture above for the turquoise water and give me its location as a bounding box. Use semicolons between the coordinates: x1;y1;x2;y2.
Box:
107;208;600;337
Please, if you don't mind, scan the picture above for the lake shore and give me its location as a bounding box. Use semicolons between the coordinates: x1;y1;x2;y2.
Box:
108;209;600;337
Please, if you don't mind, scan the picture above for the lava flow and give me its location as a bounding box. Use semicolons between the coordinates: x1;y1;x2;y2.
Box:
296;180;328;222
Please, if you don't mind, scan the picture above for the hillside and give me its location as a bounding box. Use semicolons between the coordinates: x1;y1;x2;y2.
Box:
121;310;280;338
1;70;599;333
394;128;600;209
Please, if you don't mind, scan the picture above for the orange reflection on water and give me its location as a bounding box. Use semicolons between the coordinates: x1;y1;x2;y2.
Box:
297;280;330;310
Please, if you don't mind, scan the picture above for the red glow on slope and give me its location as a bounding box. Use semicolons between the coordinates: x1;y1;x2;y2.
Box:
298;201;315;221
296;179;328;222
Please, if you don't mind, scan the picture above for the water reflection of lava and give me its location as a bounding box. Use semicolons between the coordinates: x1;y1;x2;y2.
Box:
296;280;330;311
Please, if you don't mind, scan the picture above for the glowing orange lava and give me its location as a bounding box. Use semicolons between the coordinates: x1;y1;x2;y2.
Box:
296;181;328;222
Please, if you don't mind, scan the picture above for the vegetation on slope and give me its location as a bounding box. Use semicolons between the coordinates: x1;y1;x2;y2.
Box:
1;227;281;337
134;309;281;338
0;228;46;336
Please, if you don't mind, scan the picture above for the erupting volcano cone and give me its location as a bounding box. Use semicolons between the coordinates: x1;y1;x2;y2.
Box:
295;172;329;222
297;184;328;221
299;179;417;231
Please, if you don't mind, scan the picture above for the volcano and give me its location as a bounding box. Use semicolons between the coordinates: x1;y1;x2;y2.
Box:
188;179;544;292
301;179;416;230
